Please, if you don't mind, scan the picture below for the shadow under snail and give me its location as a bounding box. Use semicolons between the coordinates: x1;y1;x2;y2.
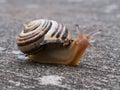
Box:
17;19;103;66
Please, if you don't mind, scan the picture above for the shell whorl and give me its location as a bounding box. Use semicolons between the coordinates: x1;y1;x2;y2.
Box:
17;19;71;54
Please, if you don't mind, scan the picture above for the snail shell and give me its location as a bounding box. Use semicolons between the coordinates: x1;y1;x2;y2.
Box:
17;19;71;54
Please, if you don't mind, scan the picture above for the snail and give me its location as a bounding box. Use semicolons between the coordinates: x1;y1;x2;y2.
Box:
17;19;102;66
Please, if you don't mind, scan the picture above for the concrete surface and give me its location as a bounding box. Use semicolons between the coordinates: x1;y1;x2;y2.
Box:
0;0;120;90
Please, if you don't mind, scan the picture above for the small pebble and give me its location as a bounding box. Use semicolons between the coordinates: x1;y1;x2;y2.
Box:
40;75;64;85
12;50;23;55
18;55;28;60
0;47;6;51
90;39;96;43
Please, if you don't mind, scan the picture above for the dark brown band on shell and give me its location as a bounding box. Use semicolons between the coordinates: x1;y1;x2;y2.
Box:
51;24;59;37
56;24;64;38
62;28;68;40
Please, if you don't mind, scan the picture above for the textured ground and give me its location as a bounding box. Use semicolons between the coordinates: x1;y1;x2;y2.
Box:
0;0;120;90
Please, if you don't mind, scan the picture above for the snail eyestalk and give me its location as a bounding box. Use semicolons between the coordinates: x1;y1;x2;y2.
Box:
75;24;82;36
86;29;103;39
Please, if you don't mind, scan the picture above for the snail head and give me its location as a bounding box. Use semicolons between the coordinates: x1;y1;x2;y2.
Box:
74;24;103;45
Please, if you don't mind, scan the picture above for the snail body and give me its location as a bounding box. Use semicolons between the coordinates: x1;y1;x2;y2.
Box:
28;33;88;65
17;19;101;66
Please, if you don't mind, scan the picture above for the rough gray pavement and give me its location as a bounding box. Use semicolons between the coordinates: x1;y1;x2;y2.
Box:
0;0;120;90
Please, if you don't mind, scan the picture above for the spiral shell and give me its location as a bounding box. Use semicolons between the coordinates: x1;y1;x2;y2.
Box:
17;19;71;54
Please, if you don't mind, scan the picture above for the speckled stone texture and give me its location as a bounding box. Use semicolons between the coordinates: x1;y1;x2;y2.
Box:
0;0;120;90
